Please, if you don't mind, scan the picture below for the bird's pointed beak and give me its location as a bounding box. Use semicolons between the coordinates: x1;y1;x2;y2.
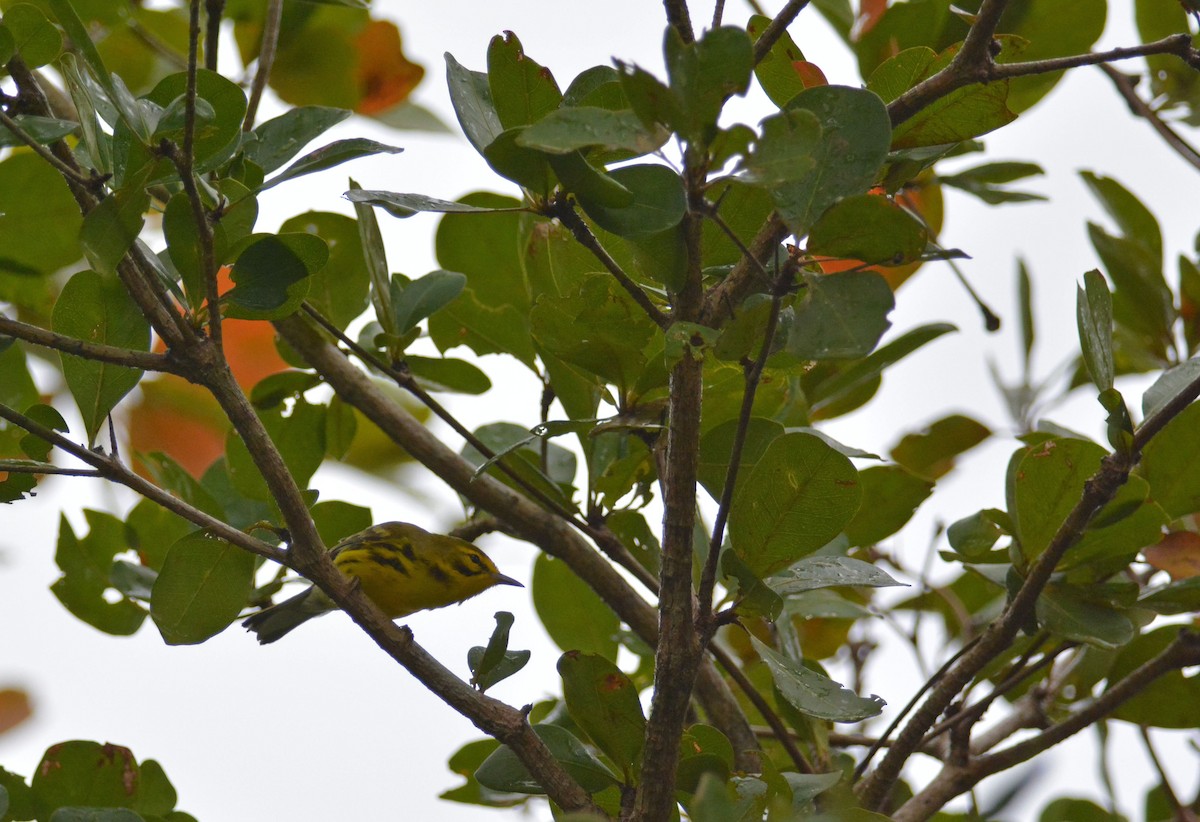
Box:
491;572;523;588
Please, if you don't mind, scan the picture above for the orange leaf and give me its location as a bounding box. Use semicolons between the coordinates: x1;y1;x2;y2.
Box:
1145;532;1200;580
854;0;888;39
354;21;425;115
791;61;828;89
0;688;32;735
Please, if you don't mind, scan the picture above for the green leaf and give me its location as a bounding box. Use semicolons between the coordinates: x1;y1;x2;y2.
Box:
807;323;956;415
664;25;753;143
0;113;77;148
50;512;146;635
750;636;884;721
445;53;504;157
891;414;990;480
246;106;352;174
530;274;656;393
30;741;142;819
1036;584;1135;650
52;270;150;445
769;85;891;235
886;39;1022;149
392;270;467;333
150;533;256;645
806;195;928;265
729;432;861;576
768;556;906;596
1008;437;1107;561
739;108;822;185
17;403;67;462
225;233;327;320
261;138;403;190
787;272;895;360
1109;626;1200;728
4;3;61;67
748;13;810;108
558;651;647;778
946;511;1004;560
1087;224;1173;357
475;724;618;795
404;355;492;394
468;612;531;691
225;399;326;501
1000;0;1106;112
696;416;785;501
487;32;562;128
1138;401;1200;519
532;554;618;660
722;550;784;620
0;152;84;277
163;192;225;311
141;69;248;174
1139;577;1200;615
1081;171;1162;265
938;161;1046;205
516;107;665;155
1142;358;1200;420
344;189;524;218
279;211;370;330
348;177;394;337
843;465;933;547
1077;269;1115;392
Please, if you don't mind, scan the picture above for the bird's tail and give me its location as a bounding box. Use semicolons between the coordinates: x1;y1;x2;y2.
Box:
242;588;330;644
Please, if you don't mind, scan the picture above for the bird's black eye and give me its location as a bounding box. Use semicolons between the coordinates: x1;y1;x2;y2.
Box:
469;553;487;567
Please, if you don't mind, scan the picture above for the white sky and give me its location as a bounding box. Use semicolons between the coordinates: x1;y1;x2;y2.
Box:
2;1;1199;820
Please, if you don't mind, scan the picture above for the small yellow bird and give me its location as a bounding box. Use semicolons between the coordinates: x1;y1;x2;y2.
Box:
242;521;522;644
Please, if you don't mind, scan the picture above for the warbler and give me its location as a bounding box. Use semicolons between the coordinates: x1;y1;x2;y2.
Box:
242;521;522;644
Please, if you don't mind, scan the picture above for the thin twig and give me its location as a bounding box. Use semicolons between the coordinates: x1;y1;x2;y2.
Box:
711;0;726;29
697;253;789;617
204;0;225;71
1099;63;1200;172
0;314;181;373
0;109;98;188
547;197;671;329
243;0;284;131
751;0;812;65
127;18;188;69
0;402;285;563
0;460;101;478
710;642;814;773
1139;725;1198;822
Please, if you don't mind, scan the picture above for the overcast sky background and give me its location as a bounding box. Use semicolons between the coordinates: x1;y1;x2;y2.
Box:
2;1;1199;819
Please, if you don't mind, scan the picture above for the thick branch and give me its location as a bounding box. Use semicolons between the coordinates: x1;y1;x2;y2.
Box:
631;150;709;821
0;402;284;563
0;314;181;374
204;0;224;71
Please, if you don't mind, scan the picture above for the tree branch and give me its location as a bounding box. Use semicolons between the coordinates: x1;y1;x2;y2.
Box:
892;631;1200;822
272;311;763;771
0;460;101;478
631;146;709;822
700;211;790;326
662;0;694;44
0;402;285;563
751;0;812;65
243;0;284;131
204;0;224;72
0;314;181;374
547;197;671;329
857;368;1200;810
889;22;1197;127
1099;62;1200;173
0;108;99;188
